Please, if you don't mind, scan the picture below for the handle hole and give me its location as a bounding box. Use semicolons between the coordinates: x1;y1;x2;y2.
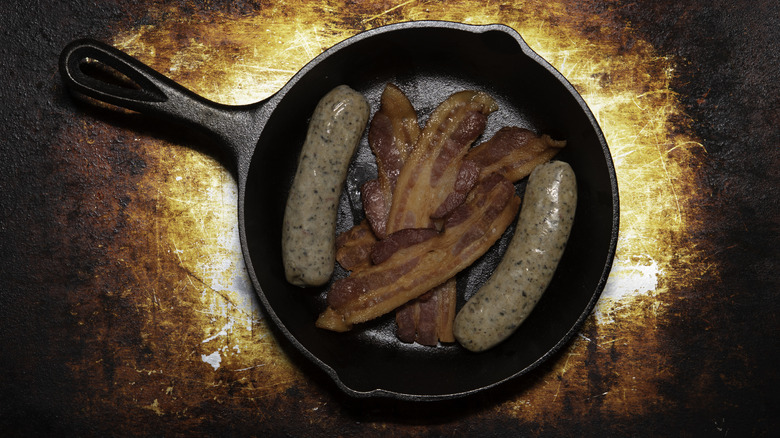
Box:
79;57;142;91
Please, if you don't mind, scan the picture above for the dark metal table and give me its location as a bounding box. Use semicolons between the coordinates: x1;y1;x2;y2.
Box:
1;0;777;435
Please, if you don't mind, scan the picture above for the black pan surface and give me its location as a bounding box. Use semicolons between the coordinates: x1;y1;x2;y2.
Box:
60;21;619;401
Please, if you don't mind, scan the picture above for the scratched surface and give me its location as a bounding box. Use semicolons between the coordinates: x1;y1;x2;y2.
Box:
1;0;778;436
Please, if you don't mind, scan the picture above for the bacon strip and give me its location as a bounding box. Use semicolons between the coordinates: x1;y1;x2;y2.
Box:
380;91;496;344
336;126;566;271
393;127;565;345
334;220;377;271
334;84;420;272
370;227;439;265
464;127;566;183
396;278;457;345
316;175;520;332
362;83;421;239
385;90;498;232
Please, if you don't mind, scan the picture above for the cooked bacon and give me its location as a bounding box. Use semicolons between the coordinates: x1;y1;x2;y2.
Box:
385;90;498;232
430;160;480;219
334;221;377;271
326;90;567;343
360;179;386;239
370;227;439;265
362;84;420;239
335;84;420;271
395;293;424;343
395;278;457;345
336;126;565;272
315;175;520;332
464;126;566;183
433;279;457;344
376;91;496;344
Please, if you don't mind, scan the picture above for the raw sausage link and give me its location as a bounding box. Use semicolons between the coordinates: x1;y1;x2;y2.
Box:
453;161;577;352
282;85;370;287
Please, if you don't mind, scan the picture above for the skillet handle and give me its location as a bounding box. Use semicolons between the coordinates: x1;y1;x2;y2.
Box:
59;38;260;176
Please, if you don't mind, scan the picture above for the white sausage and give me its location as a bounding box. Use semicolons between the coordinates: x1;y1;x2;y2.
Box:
282;85;370;287
453;160;577;352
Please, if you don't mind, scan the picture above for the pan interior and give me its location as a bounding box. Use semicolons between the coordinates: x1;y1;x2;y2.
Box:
243;26;616;398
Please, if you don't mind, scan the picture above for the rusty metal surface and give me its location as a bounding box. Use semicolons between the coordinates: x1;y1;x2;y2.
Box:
1;0;778;436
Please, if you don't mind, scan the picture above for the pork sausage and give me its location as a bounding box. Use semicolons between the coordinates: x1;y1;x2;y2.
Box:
282;85;370;287
453;160;577;352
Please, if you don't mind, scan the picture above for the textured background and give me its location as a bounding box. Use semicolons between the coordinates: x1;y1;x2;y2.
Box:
1;0;778;436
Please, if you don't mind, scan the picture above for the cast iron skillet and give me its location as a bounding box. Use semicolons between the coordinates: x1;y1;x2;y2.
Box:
59;20;619;401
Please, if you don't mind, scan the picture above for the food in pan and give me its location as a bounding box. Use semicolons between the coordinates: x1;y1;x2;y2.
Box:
337;85;501;344
465;126;567;183
334;220;377;271
396;279;458;346
361;83;421;240
383;89;497;232
335;126;568;276
288;83;572;351
453;161;577;352
394;127;567;345
316;173;520;332
371;87;497;345
282;85;370;287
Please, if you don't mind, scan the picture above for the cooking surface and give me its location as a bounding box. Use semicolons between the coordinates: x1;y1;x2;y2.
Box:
1;0;777;435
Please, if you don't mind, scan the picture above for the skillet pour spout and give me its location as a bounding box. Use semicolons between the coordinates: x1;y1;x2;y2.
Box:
59;21;619;401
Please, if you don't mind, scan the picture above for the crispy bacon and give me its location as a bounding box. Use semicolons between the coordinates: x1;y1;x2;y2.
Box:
384;90;498;232
362;84;420;239
326;89;567;343
370;227;439;265
395;278;457;345
430;160;480;219
378;91;496;344
335;84;420;271
315;175;520;332
360;179;385;238
334;220;377;271
464;126;566;183
336;126;566;272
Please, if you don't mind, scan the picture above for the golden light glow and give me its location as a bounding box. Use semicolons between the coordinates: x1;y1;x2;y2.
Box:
73;0;710;417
